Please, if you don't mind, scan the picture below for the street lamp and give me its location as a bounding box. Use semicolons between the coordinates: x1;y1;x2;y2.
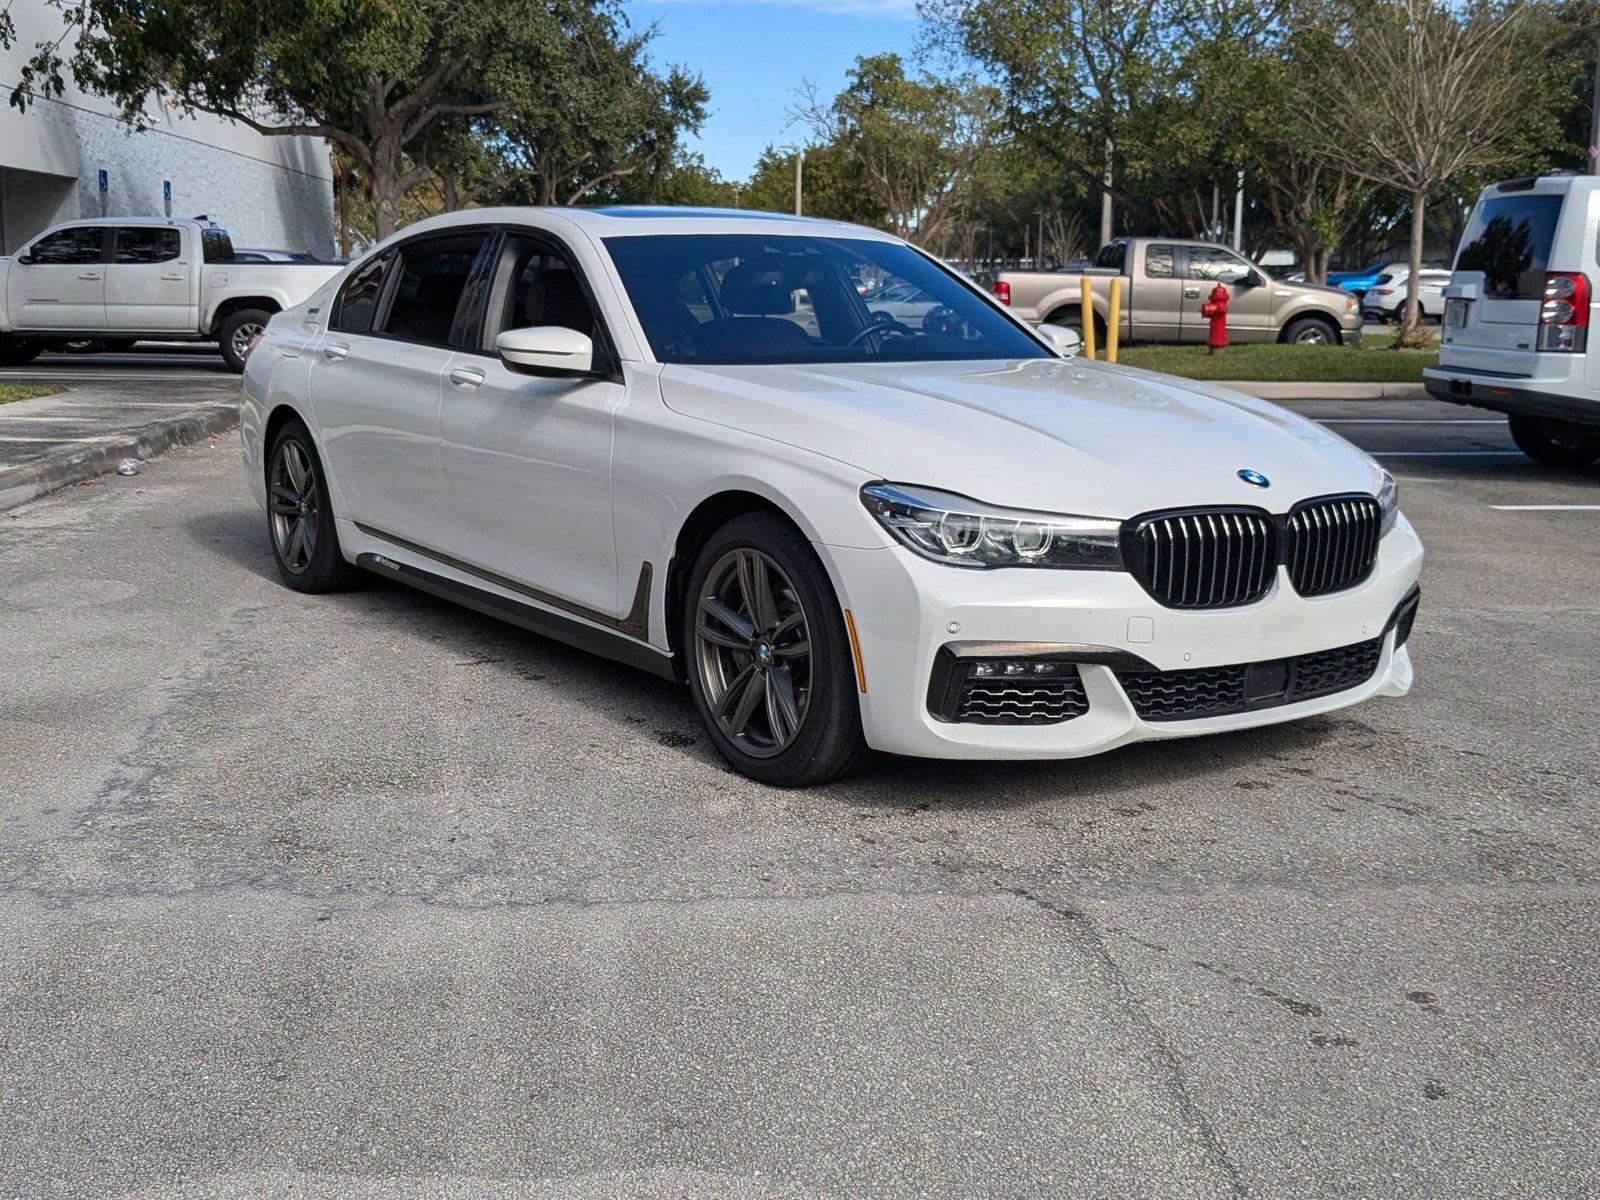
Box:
780;143;806;216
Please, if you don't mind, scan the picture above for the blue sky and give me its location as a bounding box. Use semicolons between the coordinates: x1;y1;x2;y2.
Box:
623;0;921;181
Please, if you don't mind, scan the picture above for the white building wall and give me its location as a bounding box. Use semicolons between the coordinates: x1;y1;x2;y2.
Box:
0;0;335;255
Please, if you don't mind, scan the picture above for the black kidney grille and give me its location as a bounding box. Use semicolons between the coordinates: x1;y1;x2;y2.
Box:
956;674;1090;725
1287;496;1381;597
1127;510;1277;609
1117;636;1383;722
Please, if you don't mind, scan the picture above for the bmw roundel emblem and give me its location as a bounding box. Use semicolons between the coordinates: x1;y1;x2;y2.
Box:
1237;469;1270;488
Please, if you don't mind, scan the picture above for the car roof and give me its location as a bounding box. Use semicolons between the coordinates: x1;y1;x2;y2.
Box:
389;205;899;243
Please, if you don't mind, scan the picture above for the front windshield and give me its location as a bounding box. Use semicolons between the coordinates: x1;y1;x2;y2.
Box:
603;233;1049;366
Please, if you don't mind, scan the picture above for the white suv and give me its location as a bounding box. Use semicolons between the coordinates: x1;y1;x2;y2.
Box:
1425;173;1600;466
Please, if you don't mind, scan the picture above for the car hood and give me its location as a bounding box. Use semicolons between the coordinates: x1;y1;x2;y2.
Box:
658;357;1381;518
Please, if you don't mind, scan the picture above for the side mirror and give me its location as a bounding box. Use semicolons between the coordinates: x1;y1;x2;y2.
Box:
1036;322;1083;358
496;325;595;376
17;254;36;266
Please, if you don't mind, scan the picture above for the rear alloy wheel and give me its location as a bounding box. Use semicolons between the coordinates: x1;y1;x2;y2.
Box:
267;421;362;592
684;514;867;786
1282;316;1337;346
220;308;272;373
1508;414;1600;468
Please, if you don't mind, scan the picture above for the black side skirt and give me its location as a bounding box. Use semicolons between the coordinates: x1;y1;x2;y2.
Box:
357;551;677;681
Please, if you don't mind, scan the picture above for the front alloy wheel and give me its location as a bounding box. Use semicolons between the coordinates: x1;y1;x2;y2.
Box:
682;513;867;786
694;548;813;758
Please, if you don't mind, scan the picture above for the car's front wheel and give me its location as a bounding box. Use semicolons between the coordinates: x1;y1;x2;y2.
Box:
683;513;868;786
267;419;362;592
1508;414;1600;468
1281;315;1338;346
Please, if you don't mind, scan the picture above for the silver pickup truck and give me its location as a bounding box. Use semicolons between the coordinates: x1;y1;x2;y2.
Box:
991;237;1362;348
0;217;340;371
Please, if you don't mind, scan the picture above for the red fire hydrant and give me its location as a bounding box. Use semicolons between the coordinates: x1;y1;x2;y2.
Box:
1200;282;1230;355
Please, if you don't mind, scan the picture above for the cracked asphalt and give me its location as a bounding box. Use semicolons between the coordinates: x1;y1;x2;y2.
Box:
2;406;1597;1197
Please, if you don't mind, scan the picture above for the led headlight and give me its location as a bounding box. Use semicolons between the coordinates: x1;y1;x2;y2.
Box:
860;482;1123;570
1376;471;1399;536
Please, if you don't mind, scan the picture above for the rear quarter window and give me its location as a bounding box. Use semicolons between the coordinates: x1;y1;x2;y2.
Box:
1455;194;1563;300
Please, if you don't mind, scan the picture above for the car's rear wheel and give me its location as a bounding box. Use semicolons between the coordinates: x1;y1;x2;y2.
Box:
220;308;271;373
0;336;42;366
683;513;868;786
1508;414;1600;468
267;420;362;592
1281;315;1338;346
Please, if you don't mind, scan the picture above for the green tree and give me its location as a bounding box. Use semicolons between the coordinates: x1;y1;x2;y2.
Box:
1306;0;1541;341
48;0;654;239
796;53;1000;246
742;144;884;226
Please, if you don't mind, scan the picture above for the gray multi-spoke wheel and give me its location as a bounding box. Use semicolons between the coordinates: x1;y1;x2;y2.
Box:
681;513;868;786
1282;316;1337;346
269;437;319;574
264;419;361;593
694;547;813;758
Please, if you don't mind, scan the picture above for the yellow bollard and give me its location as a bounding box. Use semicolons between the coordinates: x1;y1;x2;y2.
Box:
1106;276;1122;363
1080;276;1097;360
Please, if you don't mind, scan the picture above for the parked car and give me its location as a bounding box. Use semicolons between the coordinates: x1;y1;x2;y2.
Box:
1361;267;1453;322
1425;172;1600;466
231;248;323;263
241;207;1421;785
0;218;341;371
992;238;1363;347
1328;259;1448;301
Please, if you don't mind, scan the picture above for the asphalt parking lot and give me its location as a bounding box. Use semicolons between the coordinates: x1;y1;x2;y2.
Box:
2;379;1597;1196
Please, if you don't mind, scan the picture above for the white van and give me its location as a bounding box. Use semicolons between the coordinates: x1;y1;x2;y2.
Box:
1424;173;1600;466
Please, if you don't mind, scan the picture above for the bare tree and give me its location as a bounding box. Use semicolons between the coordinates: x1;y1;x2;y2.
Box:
1307;0;1535;341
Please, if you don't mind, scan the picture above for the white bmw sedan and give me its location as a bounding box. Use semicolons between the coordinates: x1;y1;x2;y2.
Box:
241;207;1422;786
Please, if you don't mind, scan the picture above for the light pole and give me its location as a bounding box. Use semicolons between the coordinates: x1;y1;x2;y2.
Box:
780;144;807;216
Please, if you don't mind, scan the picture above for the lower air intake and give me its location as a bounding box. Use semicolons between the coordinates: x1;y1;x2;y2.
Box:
1117;636;1383;722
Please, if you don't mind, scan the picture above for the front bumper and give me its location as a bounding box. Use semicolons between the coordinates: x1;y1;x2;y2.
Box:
828;517;1423;759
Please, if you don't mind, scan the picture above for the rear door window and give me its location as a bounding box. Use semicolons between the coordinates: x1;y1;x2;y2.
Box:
1144;245;1177;279
115;227;181;264
1455;194;1563;300
379;234;494;347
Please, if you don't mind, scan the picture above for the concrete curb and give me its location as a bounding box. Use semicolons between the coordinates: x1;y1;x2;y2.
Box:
1214;381;1428;400
0;402;238;513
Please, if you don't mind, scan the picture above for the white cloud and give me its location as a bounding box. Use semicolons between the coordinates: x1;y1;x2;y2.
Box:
640;0;919;17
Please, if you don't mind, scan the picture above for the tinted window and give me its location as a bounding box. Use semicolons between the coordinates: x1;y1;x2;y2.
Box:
1093;242;1126;272
604;234;1048;366
201;227;235;264
379;235;492;346
1456;194;1563;300
115;227;181;264
1145;245;1176;279
28;227;104;264
332;252;392;333
1186;246;1252;285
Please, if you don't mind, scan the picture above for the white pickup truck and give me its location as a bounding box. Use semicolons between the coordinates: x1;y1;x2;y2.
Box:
0;217;340;371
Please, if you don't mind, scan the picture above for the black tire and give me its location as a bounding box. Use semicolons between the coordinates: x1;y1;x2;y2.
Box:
266;419;363;593
219;308;272;373
1507;414;1600;468
0;336;43;367
62;339;106;354
101;338;136;352
682;512;869;786
1281;315;1339;346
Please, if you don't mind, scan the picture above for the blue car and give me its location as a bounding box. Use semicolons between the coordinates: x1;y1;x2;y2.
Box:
1328;259;1447;300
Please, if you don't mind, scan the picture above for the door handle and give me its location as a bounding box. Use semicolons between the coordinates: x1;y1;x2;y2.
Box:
79;272;102;281
1183;287;1200;298
322;342;349;361
448;366;486;389
161;273;184;281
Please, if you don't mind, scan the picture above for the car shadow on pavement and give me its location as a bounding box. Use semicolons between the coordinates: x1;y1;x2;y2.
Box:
187;507;1357;806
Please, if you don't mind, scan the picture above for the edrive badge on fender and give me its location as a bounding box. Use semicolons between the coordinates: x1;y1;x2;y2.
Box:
1237;469;1270;488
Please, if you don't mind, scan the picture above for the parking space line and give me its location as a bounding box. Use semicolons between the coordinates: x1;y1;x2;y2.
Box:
1490;504;1600;511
